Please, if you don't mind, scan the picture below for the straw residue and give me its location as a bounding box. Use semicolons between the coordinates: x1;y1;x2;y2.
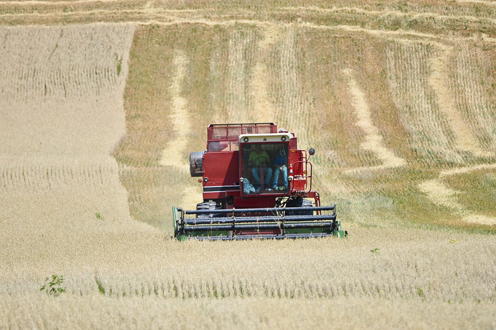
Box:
344;69;406;171
250;26;280;122
456;0;496;5
418;179;464;212
159;51;190;168
419;178;496;225
226;30;253;123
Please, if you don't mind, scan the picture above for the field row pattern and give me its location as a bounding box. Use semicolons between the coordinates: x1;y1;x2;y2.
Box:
0;160;120;190
2;235;495;303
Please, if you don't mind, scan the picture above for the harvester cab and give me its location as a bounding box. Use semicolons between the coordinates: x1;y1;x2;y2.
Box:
173;123;347;240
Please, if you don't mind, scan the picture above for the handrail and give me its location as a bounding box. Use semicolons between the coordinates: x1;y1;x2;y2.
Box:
291;160;313;194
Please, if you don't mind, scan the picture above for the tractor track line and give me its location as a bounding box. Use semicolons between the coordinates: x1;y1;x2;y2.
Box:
3;3;495;26
0;0;121;5
250;25;280;122
440;163;496;177
132;20;496;45
0;8;204;21
1;10;496;45
157;51;198;211
343;69;406;173
225;30;252;123
419;178;496;226
278;6;496;26
159;51;190;168
456;0;496;6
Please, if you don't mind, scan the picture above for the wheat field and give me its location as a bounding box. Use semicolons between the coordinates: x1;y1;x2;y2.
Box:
1;0;496;328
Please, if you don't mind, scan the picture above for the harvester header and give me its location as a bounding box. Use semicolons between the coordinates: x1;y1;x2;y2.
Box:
174;123;346;240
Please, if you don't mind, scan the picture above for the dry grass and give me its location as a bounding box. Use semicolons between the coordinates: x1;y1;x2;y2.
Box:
1;1;496;328
1;227;495;299
1;227;496;328
1;296;496;329
343;68;407;172
2;295;496;329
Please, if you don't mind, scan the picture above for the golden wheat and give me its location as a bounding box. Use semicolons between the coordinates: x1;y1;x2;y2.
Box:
2;228;495;300
1;295;496;329
1;227;495;329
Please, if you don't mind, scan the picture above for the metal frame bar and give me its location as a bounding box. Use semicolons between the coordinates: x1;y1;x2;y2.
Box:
185;205;335;215
182;221;335;232
183;214;336;225
188;233;334;241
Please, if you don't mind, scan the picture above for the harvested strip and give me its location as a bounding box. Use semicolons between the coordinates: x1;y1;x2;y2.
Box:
344;68;406;171
440;163;496;177
159;51;190;168
419;179;496;225
456;0;496;5
250;26;280;122
225;30;253;122
157;51;199;211
280;6;496;25
418;179;464;212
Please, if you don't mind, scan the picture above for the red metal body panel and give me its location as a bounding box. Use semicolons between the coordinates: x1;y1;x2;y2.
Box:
203;152;239;186
233;196;277;208
290;149;304;175
292;178;306;191
206;123;277;152
288;137;298;150
207;123;277;141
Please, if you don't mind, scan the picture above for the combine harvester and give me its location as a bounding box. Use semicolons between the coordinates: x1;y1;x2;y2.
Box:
173;123;347;240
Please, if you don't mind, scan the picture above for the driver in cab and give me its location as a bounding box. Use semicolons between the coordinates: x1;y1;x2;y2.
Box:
248;144;273;188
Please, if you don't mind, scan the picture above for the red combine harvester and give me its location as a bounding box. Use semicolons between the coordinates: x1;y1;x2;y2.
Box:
172;123;347;240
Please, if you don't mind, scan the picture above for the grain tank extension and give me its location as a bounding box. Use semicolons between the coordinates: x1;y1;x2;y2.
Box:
173;123;347;240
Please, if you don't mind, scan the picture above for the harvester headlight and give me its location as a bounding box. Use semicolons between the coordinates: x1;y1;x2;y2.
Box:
281;136;286;141
204;177;209;182
243;137;249;142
